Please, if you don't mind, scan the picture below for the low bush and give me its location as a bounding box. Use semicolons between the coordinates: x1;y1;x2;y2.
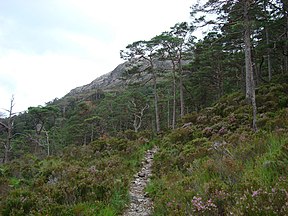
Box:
0;136;150;215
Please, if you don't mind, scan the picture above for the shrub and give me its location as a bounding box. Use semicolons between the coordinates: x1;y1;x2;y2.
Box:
1;189;37;216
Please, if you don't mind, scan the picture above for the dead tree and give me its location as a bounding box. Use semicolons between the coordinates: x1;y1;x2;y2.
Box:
0;96;16;163
130;100;149;132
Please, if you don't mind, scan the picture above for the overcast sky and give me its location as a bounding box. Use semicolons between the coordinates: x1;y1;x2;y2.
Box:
0;0;195;114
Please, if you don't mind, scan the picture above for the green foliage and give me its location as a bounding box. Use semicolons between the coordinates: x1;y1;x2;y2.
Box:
167;127;195;144
2;188;38;216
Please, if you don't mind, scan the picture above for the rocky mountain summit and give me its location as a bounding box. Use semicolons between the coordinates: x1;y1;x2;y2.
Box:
68;62;129;96
66;59;178;97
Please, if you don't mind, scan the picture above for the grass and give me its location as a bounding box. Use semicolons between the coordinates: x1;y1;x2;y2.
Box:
243;134;288;187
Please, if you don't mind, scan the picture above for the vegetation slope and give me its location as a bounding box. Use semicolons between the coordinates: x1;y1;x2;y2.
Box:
1;1;288;215
0;135;153;215
0;77;287;215
149;79;288;215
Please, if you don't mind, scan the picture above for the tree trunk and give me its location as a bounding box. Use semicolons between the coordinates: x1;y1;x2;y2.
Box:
132;103;149;133
216;65;224;99
152;70;161;133
167;95;170;128
4;148;9;164
4;123;12;163
265;27;272;81
44;130;50;156
254;60;260;86
244;26;253;97
83;134;87;145
2;96;15;163
244;0;257;131
172;72;177;129
91;125;94;143
133;118;139;132
171;60;177;130
282;0;288;74
179;63;185;117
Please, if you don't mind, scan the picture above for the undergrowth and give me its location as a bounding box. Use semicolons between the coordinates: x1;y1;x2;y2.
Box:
0;81;287;215
149;82;288;215
0;135;153;215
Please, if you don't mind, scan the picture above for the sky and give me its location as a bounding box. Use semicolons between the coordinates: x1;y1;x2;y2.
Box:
0;0;195;114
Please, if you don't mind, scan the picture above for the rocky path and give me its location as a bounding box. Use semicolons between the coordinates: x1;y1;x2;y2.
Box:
123;146;158;216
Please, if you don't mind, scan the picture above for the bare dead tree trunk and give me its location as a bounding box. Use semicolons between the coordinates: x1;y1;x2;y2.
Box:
1;96;15;163
130;100;149;132
43;129;50;156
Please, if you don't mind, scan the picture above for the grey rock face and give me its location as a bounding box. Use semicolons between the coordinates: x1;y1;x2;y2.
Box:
68;62;129;96
66;59;180;97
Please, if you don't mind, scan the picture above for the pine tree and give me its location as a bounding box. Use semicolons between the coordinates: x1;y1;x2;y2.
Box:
121;40;161;133
191;0;258;130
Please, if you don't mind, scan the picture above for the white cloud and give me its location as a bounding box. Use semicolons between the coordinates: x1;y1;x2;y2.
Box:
0;51;120;113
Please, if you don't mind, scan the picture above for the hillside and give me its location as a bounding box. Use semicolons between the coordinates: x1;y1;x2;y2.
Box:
0;80;287;215
150;81;288;215
66;59;175;98
67;62;129;96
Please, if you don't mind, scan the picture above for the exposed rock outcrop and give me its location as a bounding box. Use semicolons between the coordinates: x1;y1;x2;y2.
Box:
68;62;129;96
66;59;184;97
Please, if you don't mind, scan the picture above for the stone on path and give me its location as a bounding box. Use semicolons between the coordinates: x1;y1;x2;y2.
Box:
123;146;158;216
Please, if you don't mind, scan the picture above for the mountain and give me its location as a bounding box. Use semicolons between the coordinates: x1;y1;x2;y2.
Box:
67;62;129;96
66;59;179;98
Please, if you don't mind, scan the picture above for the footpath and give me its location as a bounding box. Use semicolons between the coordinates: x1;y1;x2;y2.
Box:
123;146;158;216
